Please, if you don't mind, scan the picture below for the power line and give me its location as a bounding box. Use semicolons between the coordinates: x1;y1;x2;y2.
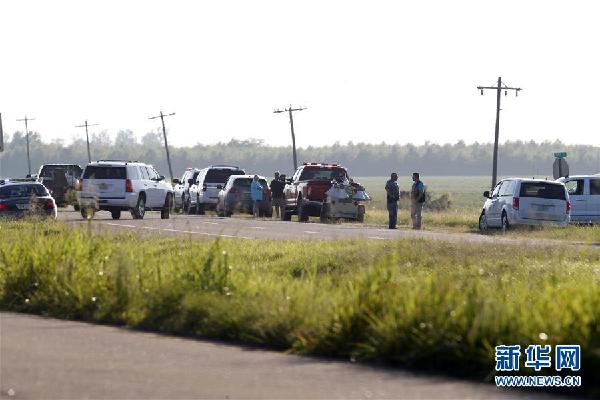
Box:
149;111;176;183
477;77;522;189
16;115;36;176
75;120;99;163
273;105;306;171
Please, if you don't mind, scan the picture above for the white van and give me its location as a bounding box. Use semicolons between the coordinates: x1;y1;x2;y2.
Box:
479;178;570;231
557;175;600;223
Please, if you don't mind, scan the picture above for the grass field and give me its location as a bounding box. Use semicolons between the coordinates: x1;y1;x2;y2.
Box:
1;221;599;394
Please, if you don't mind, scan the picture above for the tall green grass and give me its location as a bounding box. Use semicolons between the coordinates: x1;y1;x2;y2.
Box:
1;221;599;393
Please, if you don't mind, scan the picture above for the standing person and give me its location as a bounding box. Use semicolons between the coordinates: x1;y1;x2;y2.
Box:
270;171;285;219
250;175;263;218
385;173;399;229
410;172;425;229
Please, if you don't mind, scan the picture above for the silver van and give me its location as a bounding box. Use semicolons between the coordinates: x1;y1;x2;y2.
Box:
479;178;570;231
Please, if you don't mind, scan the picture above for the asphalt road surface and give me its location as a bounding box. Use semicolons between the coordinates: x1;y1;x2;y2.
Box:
1;312;551;400
59;208;571;246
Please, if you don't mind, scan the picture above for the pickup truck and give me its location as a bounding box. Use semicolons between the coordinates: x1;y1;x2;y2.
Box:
281;163;349;222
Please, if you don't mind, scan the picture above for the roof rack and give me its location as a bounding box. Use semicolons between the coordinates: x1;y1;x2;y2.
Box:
209;164;240;169
1;177;39;185
95;160;139;165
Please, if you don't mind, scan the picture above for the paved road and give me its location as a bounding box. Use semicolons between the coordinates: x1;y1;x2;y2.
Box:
59;208;574;246
1;312;547;400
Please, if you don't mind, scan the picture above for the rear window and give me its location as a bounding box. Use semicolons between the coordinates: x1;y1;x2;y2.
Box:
519;182;566;200
299;167;347;181
39;165;82;178
83;166;127;179
0;184;49;199
205;169;244;184
233;178;268;188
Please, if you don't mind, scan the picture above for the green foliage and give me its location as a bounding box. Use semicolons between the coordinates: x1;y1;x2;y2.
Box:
1;221;599;394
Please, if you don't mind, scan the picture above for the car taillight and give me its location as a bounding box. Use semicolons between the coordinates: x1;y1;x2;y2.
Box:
0;203;5;210
230;187;239;194
202;183;207;192
512;197;520;210
46;199;54;208
566;201;571;214
75;179;82;191
125;179;133;193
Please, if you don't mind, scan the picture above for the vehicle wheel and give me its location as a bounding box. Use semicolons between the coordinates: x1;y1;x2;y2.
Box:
73;203;80;211
356;205;365;223
501;212;510;232
183;194;190;214
81;207;95;220
281;208;292;221
111;210;121;220
478;213;488;232
131;195;146;219
197;202;205;215
298;200;309;222
161;194;172;219
320;203;330;223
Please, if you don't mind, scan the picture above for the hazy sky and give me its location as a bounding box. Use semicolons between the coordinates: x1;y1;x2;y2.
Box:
1;0;599;148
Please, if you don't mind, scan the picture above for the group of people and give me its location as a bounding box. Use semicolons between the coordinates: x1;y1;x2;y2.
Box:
249;172;286;218
385;172;425;230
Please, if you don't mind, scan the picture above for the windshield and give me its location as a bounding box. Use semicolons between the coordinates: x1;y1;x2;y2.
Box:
519;182;566;200
83;166;127;179
205;169;244;184
299;167;347;181
0;184;49;199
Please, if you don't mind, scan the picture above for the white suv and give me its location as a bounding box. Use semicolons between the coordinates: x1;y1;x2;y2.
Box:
77;161;174;220
479;178;570;231
558;175;600;223
188;165;245;214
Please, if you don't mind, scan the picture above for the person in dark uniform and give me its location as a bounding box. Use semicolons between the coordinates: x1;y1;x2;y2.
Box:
384;173;399;229
269;171;285;219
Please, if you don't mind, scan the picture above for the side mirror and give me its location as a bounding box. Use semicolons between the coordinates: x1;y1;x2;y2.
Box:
483;191;490;198
188;179;195;185
172;178;180;185
216;184;223;189
157;175;165;181
286;178;292;184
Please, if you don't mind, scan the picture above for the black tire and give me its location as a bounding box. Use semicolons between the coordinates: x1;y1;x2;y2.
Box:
320;203;330;223
73;203;80;211
298;200;309;222
197;202;205;215
281;208;292;221
131;195;146;219
111;210;121;220
478;213;488;232
501;212;510;232
161;194;172;219
356;205;365;223
81;207;95;220
183;194;191;214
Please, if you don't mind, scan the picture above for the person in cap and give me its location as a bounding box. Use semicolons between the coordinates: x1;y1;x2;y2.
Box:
269;171;285;219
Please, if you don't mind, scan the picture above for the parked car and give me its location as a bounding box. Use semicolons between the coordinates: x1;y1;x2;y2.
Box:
557;175;600;223
76;160;174;220
172;168;201;213
36;164;83;208
216;175;272;217
189;165;245;214
0;179;57;219
282;162;350;222
478;178;570;231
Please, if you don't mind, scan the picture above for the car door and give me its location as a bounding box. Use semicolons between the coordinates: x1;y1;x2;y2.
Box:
563;178;586;221
140;166;158;207
487;181;504;226
589;178;600;221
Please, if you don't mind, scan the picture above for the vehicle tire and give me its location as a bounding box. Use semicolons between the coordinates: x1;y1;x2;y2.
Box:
297;199;309;222
183;194;190;214
501;211;510;232
281;208;292;221
111;210;121;220
320;203;330;223
81;207;95;220
161;194;172;219
73;203;80;212
131;195;146;219
197;202;205;215
478;213;488;232
356;205;365;223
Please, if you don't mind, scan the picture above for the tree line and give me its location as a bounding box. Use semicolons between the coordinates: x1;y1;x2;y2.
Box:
1;130;599;179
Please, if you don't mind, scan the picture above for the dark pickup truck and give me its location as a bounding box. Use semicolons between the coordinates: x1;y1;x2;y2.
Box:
281;163;349;222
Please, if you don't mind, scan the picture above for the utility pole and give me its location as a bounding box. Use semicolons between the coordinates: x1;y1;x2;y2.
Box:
149;111;175;183
477;77;522;189
75;120;99;163
274;105;306;171
16;115;35;176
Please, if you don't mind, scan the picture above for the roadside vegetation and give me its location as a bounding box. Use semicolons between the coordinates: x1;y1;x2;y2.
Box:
1;221;599;394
